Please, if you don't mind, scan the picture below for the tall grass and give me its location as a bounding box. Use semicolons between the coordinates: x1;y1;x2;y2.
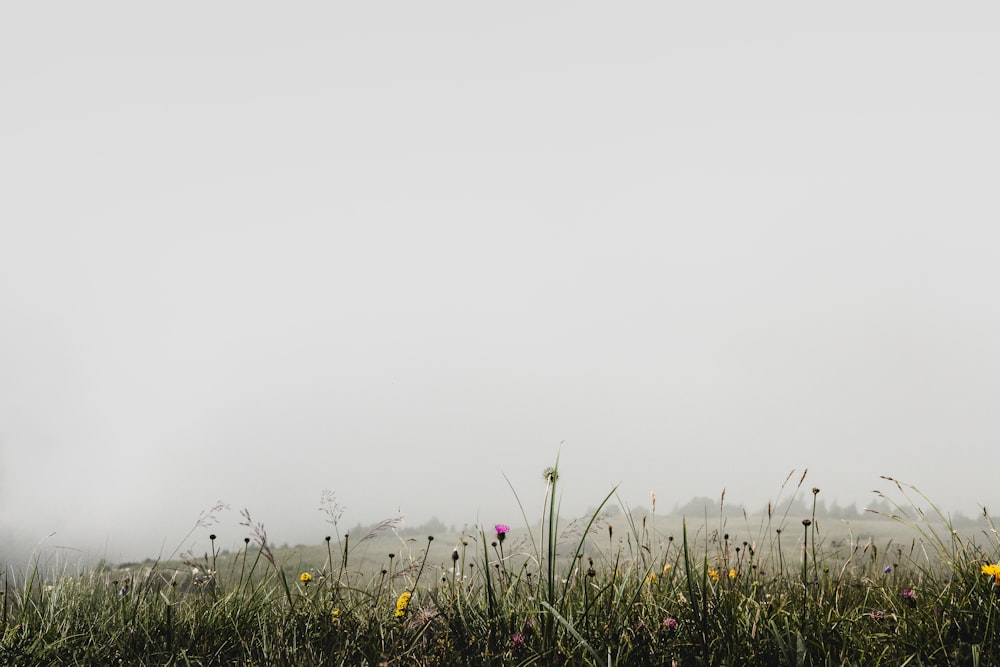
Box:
3;460;1000;665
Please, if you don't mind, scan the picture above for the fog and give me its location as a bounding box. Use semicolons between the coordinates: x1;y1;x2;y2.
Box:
2;3;999;565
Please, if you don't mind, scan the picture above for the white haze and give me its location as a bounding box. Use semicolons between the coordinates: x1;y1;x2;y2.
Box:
2;3;999;564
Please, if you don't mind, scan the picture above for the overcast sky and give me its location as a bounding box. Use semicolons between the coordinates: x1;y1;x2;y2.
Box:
2;3;999;563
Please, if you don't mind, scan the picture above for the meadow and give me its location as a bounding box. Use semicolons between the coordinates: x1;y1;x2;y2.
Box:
3;462;1000;666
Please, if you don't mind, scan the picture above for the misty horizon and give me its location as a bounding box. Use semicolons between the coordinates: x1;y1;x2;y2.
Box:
1;469;985;566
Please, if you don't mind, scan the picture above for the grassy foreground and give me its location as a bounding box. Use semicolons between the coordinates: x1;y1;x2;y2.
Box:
3;464;1000;666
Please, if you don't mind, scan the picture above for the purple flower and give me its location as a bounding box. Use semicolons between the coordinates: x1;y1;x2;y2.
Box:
869;609;885;621
495;524;510;543
884;566;892;573
662;617;678;631
511;633;526;649
901;588;915;600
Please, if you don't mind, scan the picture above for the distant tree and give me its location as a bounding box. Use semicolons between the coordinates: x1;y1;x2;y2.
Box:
582;503;621;518
757;496;810;520
630;505;651;519
865;497;892;515
673;497;745;518
827;500;842;517
403;517;447;536
805;498;829;518
672;497;715;517
840;502;860;520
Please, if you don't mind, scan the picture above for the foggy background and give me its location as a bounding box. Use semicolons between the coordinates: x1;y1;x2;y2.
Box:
2;3;999;564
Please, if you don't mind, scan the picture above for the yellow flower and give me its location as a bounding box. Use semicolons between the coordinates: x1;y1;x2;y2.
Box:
982;563;1000;584
662;563;672;574
394;591;412;618
708;569;719;582
645;572;657;585
728;569;737;580
299;572;313;583
331;609;341;620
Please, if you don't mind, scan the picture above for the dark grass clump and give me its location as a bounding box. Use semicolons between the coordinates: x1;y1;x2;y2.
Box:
4;462;1000;666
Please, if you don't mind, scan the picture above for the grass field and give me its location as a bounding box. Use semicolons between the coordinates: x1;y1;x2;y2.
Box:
3;463;1000;665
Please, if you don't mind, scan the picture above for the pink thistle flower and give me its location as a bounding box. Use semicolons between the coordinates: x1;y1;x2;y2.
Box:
495;524;510;543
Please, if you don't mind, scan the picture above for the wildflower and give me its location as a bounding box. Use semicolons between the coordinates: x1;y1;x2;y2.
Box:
662;617;678;631
708;569;719;582
299;572;313;583
869;609;885;621
901;589;916;607
884;566;892;574
394;591;412;618
982;563;1000;585
511;632;526;649
495;524;510;543
331;609;341;620
645;572;657;585
728;568;737;580
662;563;672;574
